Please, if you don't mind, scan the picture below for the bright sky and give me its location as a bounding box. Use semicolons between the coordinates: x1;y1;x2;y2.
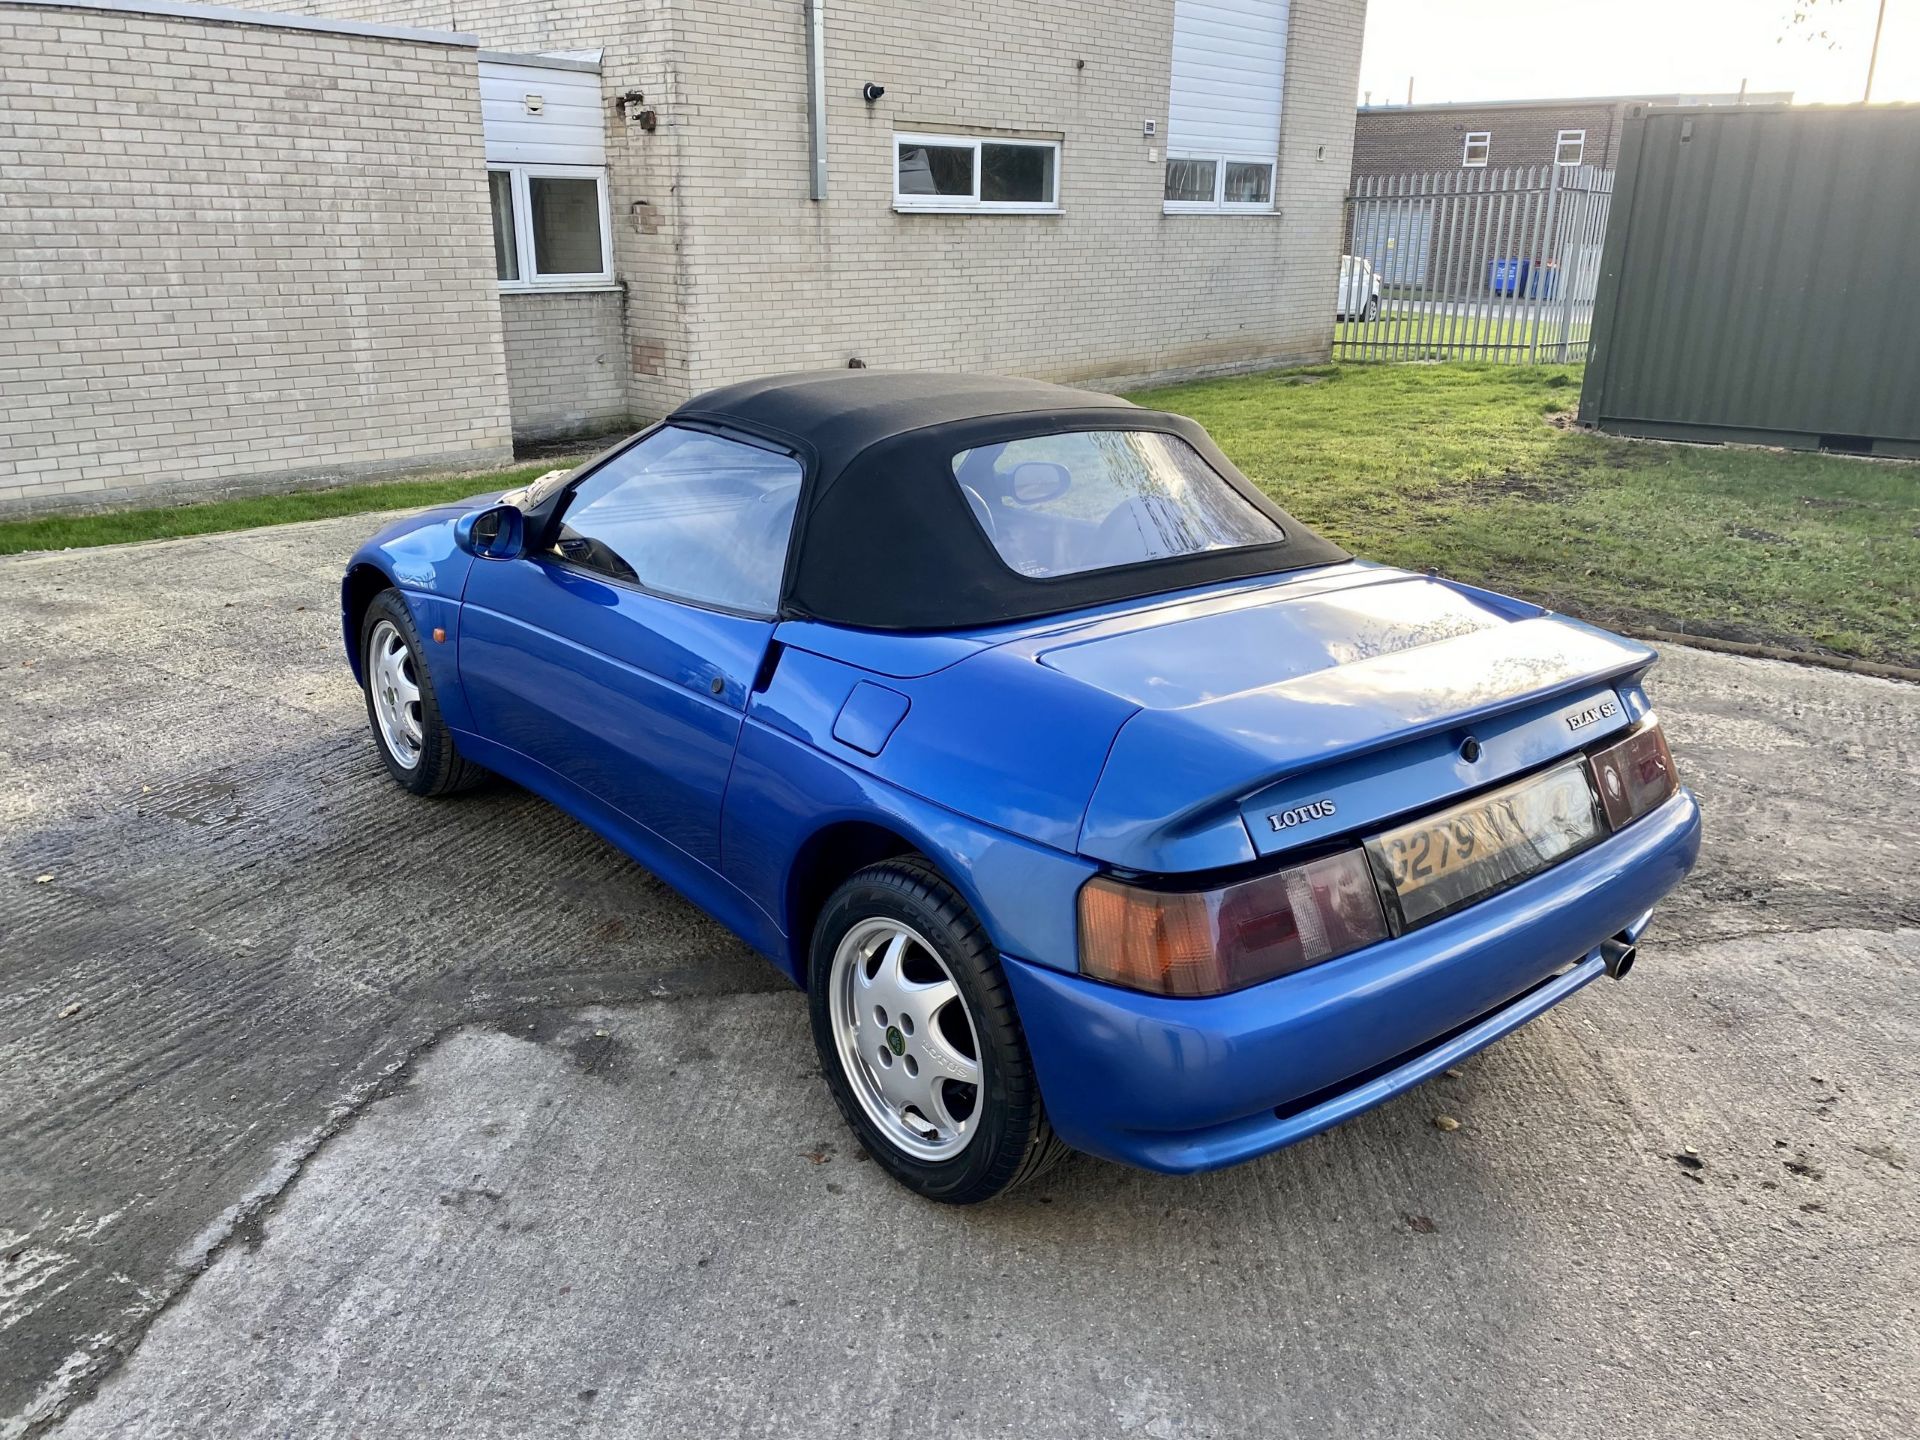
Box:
1357;0;1920;105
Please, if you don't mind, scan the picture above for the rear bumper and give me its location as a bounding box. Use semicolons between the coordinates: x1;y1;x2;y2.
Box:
1003;789;1701;1174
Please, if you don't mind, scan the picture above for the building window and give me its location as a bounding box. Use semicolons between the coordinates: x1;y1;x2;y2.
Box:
488;170;519;282
1165;157;1276;208
1555;129;1586;166
1222;160;1275;204
1163;0;1287;215
1462;132;1491;168
488;164;612;290
894;133;1061;213
1163;157;1217;204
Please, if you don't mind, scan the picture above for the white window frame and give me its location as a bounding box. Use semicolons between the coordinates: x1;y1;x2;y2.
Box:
1462;131;1492;168
1162;155;1278;215
1555;129;1586;167
490;163;614;293
892;132;1062;215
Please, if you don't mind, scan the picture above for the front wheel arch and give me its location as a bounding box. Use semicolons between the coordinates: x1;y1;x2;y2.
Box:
342;563;395;683
357;588;485;797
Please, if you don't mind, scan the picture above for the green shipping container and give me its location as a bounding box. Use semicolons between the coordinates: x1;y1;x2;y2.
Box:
1579;103;1920;459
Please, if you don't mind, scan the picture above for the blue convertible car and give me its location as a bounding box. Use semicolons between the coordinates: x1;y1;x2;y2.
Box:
344;372;1701;1203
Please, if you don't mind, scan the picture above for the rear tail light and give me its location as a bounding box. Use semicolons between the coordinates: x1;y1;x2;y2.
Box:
1587;716;1678;830
1078;849;1388;997
1079;715;1680;996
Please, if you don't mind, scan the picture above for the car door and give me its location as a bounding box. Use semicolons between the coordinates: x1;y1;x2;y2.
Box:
457;424;802;869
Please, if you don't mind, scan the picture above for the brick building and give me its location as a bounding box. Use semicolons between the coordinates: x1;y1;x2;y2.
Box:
273;0;1371;428
1351;92;1792;180
0;0;513;514
2;0;1368;515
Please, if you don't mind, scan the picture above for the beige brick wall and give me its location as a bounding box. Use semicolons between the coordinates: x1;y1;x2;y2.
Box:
672;0;1367;396
277;0;1366;414
0;1;513;516
273;0;688;418
502;290;631;439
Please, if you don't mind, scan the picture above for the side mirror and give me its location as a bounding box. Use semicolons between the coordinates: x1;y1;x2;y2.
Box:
1008;460;1071;505
454;503;526;560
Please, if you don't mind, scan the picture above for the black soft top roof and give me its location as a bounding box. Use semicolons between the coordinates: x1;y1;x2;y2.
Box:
673;371;1134;468
667;371;1348;631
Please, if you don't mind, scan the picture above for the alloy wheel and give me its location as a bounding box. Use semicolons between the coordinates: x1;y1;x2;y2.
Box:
828;917;984;1162
368;619;424;770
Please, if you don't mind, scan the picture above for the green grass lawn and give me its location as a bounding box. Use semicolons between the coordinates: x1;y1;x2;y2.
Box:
0;459;585;558
1127;364;1920;669
6;366;1915;669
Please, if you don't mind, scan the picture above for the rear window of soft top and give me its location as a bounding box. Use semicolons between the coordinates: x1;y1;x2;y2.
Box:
950;430;1284;579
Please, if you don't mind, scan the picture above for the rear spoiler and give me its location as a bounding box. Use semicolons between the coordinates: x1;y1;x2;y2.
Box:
1078;616;1656;873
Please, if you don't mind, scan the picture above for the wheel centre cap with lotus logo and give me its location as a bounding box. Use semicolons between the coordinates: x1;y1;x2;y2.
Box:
885;1026;906;1056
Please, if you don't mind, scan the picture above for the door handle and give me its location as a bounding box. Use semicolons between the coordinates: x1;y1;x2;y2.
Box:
691;669;736;705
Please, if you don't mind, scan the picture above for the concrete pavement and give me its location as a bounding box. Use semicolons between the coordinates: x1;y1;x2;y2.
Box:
3;516;1916;1437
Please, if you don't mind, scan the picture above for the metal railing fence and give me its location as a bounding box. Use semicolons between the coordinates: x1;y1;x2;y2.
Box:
1337;163;1615;364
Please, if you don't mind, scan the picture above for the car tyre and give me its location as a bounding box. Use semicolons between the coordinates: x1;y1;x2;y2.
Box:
1363;294;1380;323
809;857;1068;1203
359;588;485;797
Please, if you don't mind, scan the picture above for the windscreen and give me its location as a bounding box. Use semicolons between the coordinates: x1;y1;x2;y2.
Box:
950;431;1285;579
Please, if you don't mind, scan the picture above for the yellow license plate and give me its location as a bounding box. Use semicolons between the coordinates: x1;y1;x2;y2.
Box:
1365;760;1603;928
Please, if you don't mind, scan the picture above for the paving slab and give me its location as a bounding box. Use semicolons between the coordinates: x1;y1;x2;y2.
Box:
3;516;1917;1437
50;935;1920;1440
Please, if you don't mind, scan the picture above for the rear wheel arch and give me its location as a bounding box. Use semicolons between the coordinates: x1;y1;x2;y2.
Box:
785;820;996;984
805;853;1069;1201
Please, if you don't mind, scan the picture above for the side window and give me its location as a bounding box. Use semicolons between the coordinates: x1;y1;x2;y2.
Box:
551;427;802;615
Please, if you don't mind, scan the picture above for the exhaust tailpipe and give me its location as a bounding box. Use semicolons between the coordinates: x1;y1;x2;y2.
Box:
1600;933;1637;980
